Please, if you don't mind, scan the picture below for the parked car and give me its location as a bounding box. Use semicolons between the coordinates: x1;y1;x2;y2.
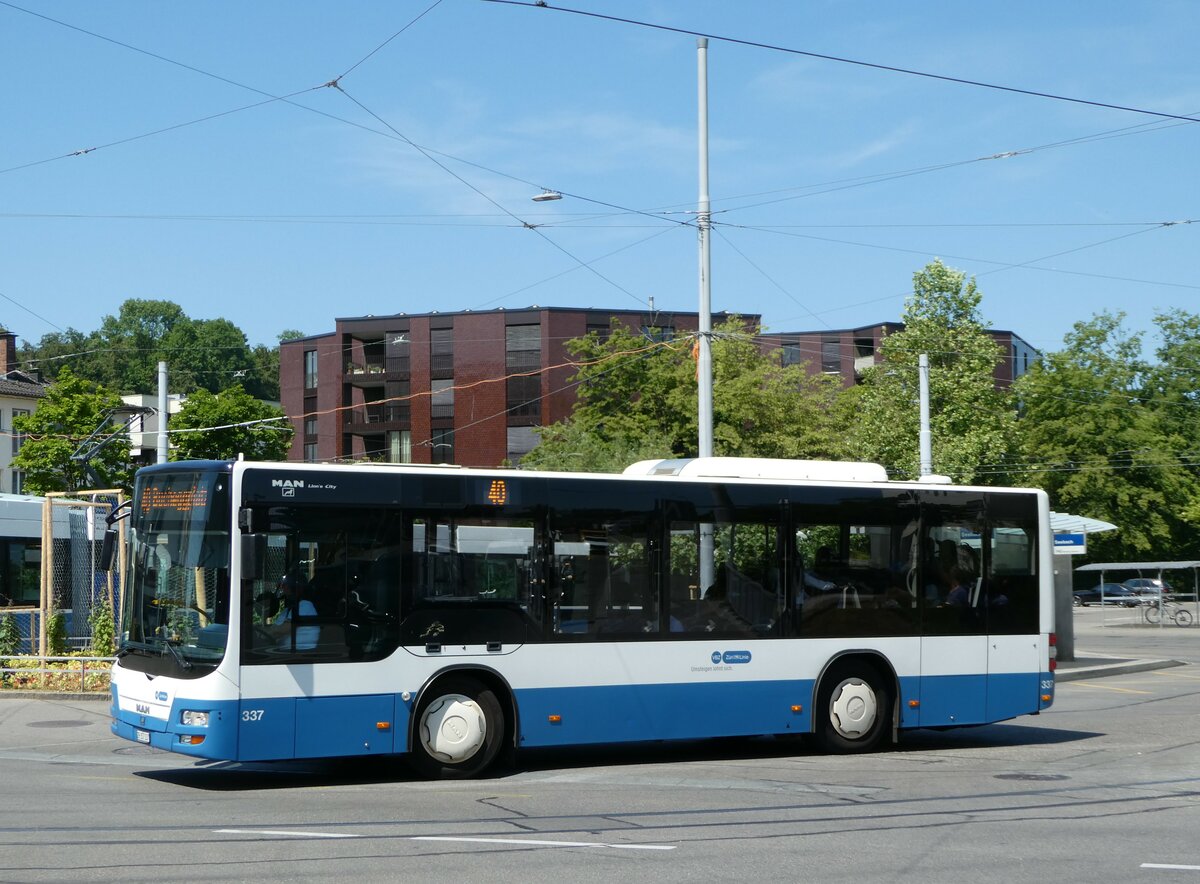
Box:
1073;583;1142;607
1123;577;1173;599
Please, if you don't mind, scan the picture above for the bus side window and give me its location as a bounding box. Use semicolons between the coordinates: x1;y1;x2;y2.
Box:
550;516;654;638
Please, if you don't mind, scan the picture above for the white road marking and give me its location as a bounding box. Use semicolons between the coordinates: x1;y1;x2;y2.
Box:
216;829;360;839
412;836;676;851
1142;864;1200;871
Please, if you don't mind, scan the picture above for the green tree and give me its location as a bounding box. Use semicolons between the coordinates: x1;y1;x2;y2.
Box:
849;260;1015;482
521;317;846;472
93;299;187;393
162;317;255;394
1015;312;1200;560
1145;310;1200;526
170;386;293;461
12;368;130;493
19;301;285;398
17;328;102;384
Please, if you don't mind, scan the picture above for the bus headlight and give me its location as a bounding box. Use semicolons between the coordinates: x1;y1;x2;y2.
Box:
180;710;209;727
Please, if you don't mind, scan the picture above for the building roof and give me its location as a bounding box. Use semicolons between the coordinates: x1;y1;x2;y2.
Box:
332;305;759;324
1049;512;1118;534
763;321;1038;353
1075;561;1200;572
0;372;46;399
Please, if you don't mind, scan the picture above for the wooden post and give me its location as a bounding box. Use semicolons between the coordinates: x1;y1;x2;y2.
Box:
39;497;51;657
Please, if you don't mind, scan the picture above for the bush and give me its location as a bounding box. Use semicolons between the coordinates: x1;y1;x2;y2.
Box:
0;613;18;657
0;655;110;693
46;608;68;657
0;612;17;685
88;603;116;656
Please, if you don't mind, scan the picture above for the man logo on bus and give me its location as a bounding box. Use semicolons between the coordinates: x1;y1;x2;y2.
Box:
271;479;305;489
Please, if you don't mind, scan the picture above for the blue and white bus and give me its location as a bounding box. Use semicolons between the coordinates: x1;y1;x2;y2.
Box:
108;457;1055;777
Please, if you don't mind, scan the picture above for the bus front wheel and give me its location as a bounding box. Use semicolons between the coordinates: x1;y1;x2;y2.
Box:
411;677;503;778
813;659;892;754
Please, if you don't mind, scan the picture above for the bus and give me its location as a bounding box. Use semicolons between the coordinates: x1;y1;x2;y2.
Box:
108;456;1055;777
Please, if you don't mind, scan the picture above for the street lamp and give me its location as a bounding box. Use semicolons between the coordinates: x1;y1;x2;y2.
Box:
532;189;562;202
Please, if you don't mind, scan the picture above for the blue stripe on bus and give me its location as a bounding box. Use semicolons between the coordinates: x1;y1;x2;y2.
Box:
112;671;1045;763
514;680;816;747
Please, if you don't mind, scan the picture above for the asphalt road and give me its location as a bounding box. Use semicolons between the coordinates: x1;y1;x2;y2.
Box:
0;612;1196;884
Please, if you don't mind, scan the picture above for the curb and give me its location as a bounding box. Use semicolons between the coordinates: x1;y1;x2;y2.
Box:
1055;658;1185;682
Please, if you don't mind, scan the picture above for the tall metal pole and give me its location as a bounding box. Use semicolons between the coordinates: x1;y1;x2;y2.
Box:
918;353;932;477
697;37;713;460
157;361;169;464
697;38;715;594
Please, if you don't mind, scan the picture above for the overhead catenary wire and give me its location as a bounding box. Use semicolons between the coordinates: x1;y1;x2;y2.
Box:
484;0;1200;125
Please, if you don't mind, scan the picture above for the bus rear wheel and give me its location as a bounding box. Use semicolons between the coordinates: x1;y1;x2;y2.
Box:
813;659;892;754
411;677;503;778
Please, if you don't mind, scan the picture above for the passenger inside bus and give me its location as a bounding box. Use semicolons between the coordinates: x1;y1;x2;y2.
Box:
267;571;319;650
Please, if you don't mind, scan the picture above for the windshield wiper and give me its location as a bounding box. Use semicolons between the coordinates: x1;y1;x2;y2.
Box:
161;640;193;671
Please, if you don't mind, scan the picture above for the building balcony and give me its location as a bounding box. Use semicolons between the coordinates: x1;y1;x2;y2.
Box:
853;354;876;374
344;404;410;433
345;358;410;387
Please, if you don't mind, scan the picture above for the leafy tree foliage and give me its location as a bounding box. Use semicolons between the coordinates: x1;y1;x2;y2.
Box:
170;386;293;462
18;299;283;399
849;260;1015;483
1014;312;1200;560
12;368;130;493
521;317;846;472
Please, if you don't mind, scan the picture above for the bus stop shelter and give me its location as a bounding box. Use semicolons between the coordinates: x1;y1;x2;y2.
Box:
1074;561;1200;629
1050;512;1118;661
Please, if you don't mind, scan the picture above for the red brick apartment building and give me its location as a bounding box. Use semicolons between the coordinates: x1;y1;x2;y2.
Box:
758;322;1039;390
280;309;1036;468
279;307;756;468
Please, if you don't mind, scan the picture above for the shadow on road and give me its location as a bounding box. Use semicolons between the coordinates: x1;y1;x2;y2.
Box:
133;721;1102;791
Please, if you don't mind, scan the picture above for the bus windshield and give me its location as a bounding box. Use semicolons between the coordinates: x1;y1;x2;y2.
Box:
120;468;232;675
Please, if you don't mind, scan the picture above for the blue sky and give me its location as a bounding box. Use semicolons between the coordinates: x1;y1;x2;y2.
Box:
3;1;1197;358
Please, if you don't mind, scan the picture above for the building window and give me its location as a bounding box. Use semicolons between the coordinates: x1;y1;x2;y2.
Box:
640;325;675;343
304;350;318;390
431;379;454;420
385;380;411;423
780;342;800;366
388;430;411;464
586;323;611;342
506;426;539;463
11;409;29;457
821;337;840;374
507;375;541;419
304;417;317;438
386;331;410;374
431;428;454;464
303;443;318;463
506;324;541;371
430;328;454;377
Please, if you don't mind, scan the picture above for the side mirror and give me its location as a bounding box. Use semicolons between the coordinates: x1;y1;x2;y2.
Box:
98;528;118;572
240;533;266;580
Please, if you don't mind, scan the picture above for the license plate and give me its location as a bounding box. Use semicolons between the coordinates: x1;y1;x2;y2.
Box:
136;729;150;744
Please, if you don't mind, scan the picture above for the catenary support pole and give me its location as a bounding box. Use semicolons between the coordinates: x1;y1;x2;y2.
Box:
157;361;168;464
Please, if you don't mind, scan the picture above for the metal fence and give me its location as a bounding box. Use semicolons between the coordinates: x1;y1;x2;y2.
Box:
0;654;114;692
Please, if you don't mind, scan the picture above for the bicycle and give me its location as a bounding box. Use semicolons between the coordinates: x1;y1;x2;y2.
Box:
1143;600;1194;627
